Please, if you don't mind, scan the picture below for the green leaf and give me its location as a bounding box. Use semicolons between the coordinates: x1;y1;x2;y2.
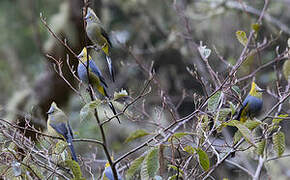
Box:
184;145;195;155
273;114;289;124
64;160;85;179
141;148;159;180
80;100;102;122
168;132;193;142
255;139;266;156
22;156;45;179
229;102;236;116
196;148;210;171
217;108;231;122
168;175;178;180
233;131;242;144
223;120;240;127
251;23;260;33
235;123;256;147
231;86;241;95
251;23;260;38
168;165;184;175
54;140;67;154
125;129;150;143
273;131;285;157
236;31;248;46
126;155;146;180
244;120;261;130
208;91;222;112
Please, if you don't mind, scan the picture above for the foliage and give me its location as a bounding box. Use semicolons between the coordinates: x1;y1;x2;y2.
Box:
0;0;289;179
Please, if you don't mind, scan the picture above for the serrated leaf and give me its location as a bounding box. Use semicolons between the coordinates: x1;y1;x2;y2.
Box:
184;145;195;155
236;31;248;46
244;120;261;130
196;148;210;171
217;108;231;122
126;155;146;180
22;156;45;179
125;129;150;143
255;139;266;156
273;131;285;157
54;140;67;154
114;89;129;100
168;165;184;175
229;102;236;116
235;123;256;147
80;100;101;122
233;130;242;144
223;120;240;127
208;91;222;112
273;114;289;124
168;132;193;142
200;115;209;131
141;148;159;180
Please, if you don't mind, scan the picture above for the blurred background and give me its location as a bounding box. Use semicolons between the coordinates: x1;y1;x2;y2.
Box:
0;0;289;179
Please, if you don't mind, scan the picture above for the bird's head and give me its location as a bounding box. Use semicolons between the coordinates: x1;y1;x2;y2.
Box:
47;102;61;115
77;47;91;63
249;81;264;98
105;161;110;168
84;7;101;24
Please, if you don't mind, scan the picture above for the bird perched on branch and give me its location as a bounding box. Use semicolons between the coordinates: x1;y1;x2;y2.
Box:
102;161;122;180
77;47;120;123
237;81;264;122
47;102;78;162
84;7;115;82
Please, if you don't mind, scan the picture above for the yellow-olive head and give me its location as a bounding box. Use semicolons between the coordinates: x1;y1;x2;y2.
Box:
249;81;264;98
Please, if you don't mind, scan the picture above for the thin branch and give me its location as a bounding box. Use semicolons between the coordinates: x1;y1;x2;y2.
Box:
253;156;265;180
225;159;254;177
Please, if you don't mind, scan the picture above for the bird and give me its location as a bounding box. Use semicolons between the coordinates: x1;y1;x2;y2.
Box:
84;7;115;82
237;81;264;122
46;102;78;162
102;162;122;180
77;47;120;123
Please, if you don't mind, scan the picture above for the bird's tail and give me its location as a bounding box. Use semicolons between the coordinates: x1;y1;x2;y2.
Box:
106;56;115;82
108;101;120;124
67;136;78;162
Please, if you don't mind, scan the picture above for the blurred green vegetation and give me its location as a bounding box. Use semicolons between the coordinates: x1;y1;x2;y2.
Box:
0;0;289;179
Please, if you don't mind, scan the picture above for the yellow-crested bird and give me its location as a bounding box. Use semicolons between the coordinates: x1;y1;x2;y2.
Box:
237;81;264;122
102;162;122;180
47;102;78;162
77;47;120;123
84;7;115;82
